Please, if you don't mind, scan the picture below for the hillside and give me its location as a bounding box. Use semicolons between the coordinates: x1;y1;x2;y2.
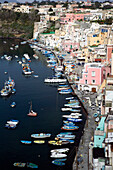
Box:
0;9;40;39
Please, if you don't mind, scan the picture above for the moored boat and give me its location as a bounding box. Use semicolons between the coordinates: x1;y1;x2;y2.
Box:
20;140;32;144
27;102;37;117
22;63;32;75
13;162;26;167
31;133;51;138
61;126;79;131
10;102;16;108
27;162;38;168
51;148;69;153
50;153;67;158
33;140;45;144
52;160;65;166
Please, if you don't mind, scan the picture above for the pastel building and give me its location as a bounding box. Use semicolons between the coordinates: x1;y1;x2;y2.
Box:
94;117;106;148
107;44;113;63
78;63;110;92
62;40;79;52
60;13;90;24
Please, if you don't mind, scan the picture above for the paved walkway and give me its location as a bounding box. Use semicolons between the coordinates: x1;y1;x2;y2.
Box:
72;88;97;170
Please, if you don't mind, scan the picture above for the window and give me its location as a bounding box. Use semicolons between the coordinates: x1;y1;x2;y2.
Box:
92;80;95;84
92;71;95;77
85;80;87;84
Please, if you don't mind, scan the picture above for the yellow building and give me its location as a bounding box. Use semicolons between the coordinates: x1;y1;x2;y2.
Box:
50;16;59;21
87;28;108;46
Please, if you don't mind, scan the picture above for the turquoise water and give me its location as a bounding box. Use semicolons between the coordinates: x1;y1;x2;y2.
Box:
0;39;86;170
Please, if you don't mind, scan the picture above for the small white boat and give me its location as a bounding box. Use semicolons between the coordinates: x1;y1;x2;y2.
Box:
44;78;67;83
19;61;22;64
62;115;79;119
61;108;71;111
33;54;39;59
33;75;38;78
15;55;18;58
70;113;82;116
50;153;67;158
66;97;74;100
51;148;69;153
5;56;12;61
31;133;51;138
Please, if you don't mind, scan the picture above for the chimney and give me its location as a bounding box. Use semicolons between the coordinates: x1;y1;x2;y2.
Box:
111;53;113;75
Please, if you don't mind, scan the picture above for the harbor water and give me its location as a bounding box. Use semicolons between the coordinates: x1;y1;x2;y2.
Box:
0;39;86;170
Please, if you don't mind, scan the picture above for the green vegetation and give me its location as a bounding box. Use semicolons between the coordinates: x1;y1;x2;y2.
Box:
54;47;59;51
0;9;40;39
42;21;58;34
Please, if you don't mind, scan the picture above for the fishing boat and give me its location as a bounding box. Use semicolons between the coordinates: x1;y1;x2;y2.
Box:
62;115;79;119
61;108;71;112
1;86;11;96
5;55;12;61
31;133;51;138
22;63;32;75
23;54;31;62
5;123;17;129
7;119;19;125
44;78;67;83
67;118;82;122
51;148;69;153
66;97;74;100
61;126;79;131
56;134;75;139
59;132;73;136
70;113;82;116
27;102;37;117
63;122;75;127
13;162;26;167
34;140;45;144
20;140;32;144
53;158;67;162
59;139;75;144
48;140;62;146
10;102;16;108
52;160;65;166
70;109;81;112
59;89;72;94
33;75;38;78
22;57;26;63
27;162;38;168
50;153;67;158
33;54;39;59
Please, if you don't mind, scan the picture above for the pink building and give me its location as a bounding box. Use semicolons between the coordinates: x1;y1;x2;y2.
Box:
62;40;79;52
107;44;113;63
78;63;110;92
60;13;90;24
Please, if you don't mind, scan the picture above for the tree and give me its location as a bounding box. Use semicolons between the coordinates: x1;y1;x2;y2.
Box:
4;1;8;3
95;1;101;8
49;7;53;12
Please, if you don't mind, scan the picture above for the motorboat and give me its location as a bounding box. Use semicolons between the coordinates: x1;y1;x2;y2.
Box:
31;133;51;138
50;153;67;158
44;78;67;83
27;101;37;117
50;148;69;153
22;63;32;75
33;140;45;144
13;162;26;167
56;134;75;139
10;102;16;108
61;108;71;111
52;160;65;166
20;140;32;144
